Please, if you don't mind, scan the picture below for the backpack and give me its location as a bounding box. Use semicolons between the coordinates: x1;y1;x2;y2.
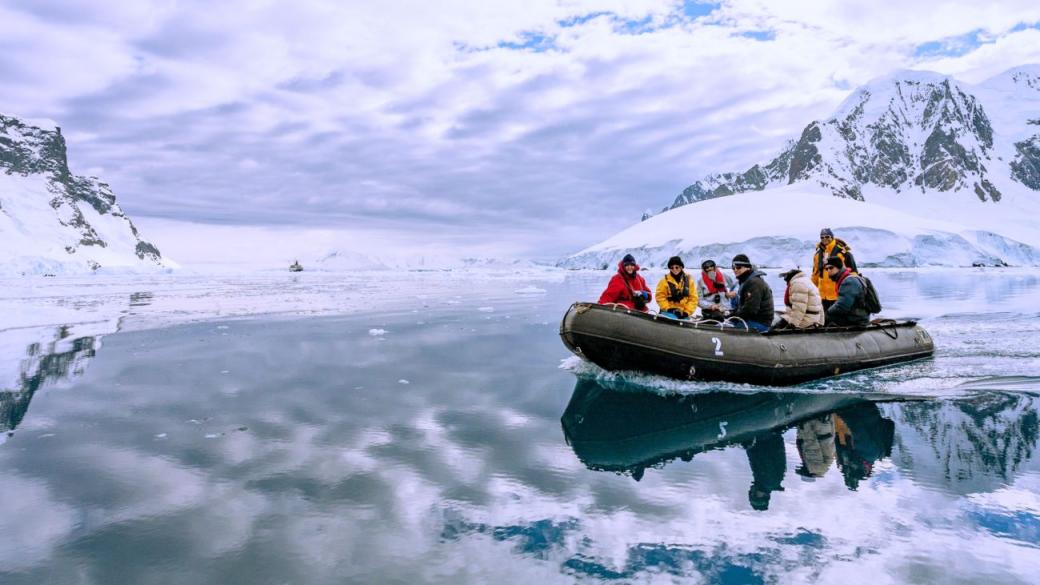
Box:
857;275;882;314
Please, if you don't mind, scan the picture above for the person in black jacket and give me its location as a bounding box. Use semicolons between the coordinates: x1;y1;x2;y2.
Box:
824;257;870;327
730;254;775;332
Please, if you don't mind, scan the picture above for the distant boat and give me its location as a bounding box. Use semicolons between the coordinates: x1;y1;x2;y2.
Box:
289;260;303;272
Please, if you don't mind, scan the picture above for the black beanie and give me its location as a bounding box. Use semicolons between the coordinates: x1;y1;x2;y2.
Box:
731;254;752;268
824;256;844;269
621;254;637;266
701;259;716;270
667;256;684;268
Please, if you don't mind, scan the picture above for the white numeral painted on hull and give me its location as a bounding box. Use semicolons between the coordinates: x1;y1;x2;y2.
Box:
711;337;724;356
717;421;728;439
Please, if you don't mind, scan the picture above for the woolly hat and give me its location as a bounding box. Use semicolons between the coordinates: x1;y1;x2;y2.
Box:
824;256;844;269
731;254;752;268
779;268;801;281
820;228;834;237
621;253;637;266
667;256;684;268
701;259;717;270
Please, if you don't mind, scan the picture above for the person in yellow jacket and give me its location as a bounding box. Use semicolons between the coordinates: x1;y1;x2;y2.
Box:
811;228;858;310
656;256;698;319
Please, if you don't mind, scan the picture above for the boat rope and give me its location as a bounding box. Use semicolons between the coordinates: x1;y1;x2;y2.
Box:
874;318;900;339
723;316;750;331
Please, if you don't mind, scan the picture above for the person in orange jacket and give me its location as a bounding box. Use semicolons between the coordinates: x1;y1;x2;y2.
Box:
598;254;652;312
811;228;858;310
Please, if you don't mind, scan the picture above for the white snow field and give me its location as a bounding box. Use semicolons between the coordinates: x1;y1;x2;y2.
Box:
564;184;1040;269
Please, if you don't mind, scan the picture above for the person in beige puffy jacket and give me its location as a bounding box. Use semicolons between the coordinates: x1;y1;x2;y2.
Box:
775;269;824;329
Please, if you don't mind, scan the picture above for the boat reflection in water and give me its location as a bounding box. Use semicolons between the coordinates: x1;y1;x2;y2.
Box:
561;379;902;510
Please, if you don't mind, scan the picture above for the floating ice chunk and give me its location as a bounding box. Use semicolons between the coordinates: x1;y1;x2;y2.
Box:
368;328;387;336
155;433;167;438
205;433;219;438
514;286;546;294
216;325;229;330
220;370;230;374
477;306;494;312
398;379;410;384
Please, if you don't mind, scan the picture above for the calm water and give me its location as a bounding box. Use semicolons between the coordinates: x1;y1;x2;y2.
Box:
2;270;1039;584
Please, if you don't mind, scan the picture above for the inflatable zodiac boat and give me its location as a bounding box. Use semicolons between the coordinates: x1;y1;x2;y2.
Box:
560;302;934;385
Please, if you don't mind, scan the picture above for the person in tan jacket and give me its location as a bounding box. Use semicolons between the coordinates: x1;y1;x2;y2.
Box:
774;268;824;329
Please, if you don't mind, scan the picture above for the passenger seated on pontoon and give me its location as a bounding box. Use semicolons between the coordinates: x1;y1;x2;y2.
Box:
598;254;652;312
823;257;870;327
655;256;698;319
772;268;824;330
729;254;775;333
696;259;736;321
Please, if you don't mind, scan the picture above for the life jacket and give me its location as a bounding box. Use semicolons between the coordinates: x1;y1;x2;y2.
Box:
815;238;855;278
701;270;727;293
666;272;691;302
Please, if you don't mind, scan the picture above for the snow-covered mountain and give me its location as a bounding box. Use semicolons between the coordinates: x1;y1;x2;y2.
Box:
565;66;1040;269
0;113;171;275
672;66;1039;207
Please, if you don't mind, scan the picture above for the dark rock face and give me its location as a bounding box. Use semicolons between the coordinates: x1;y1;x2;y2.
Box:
669;74;1030;212
0;113;163;268
1011;136;1040;190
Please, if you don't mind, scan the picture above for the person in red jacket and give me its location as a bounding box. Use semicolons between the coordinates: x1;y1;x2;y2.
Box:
598;254;652;312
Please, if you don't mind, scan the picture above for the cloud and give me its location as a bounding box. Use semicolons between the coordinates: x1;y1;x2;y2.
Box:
1;0;1038;258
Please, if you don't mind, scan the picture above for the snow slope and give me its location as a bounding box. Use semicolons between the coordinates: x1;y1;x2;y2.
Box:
563;184;1040;269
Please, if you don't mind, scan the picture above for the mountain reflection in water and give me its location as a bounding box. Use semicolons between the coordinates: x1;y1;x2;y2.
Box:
562;379;1039;511
1;327;99;436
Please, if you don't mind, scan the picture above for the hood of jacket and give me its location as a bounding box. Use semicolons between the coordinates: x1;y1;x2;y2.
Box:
616;260;641;275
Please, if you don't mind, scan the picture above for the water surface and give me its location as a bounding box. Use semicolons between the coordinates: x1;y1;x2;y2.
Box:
1;269;1038;584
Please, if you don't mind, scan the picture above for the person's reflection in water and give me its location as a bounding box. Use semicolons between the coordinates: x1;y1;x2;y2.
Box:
742;430;786;510
795;415;836;479
833;403;895;490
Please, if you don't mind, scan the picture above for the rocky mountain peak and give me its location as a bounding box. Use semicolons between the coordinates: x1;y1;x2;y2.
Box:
669;66;1039;212
1;112;166;273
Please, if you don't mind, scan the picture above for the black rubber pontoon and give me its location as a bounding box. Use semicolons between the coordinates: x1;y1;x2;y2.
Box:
560;302;934;385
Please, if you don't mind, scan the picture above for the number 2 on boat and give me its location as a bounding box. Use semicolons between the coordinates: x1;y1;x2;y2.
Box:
711;337;724;356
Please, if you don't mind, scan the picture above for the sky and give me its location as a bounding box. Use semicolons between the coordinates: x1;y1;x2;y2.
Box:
2;0;1039;261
